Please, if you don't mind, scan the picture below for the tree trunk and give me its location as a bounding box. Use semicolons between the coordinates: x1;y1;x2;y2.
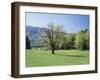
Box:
52;49;55;54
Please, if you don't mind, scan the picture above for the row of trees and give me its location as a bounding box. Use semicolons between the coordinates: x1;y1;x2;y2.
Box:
42;23;89;54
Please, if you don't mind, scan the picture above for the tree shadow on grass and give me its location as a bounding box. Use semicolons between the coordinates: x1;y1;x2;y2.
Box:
56;54;86;57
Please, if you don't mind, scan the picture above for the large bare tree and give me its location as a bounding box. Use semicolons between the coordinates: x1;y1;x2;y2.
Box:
42;23;65;54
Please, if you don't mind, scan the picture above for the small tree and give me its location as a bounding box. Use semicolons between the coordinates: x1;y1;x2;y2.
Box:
26;36;31;49
42;23;65;54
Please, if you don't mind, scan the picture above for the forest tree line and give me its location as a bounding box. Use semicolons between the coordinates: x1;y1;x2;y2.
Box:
42;23;89;54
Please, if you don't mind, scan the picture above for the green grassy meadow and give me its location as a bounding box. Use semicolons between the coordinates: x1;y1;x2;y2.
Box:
25;49;89;67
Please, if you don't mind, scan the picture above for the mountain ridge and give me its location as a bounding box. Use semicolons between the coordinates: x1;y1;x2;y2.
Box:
26;25;47;47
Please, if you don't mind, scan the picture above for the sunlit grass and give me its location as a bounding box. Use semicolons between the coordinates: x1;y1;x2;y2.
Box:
25;49;89;67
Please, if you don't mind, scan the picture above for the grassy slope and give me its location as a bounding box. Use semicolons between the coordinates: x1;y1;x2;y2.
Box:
25;49;89;67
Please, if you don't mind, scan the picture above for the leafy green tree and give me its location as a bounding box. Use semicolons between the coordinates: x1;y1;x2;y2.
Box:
75;29;89;50
75;31;84;50
42;23;65;54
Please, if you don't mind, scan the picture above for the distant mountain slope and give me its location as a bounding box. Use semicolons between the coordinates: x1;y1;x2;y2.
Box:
26;26;47;47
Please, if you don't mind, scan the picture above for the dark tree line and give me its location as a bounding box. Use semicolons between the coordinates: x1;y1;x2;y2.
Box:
26;36;31;49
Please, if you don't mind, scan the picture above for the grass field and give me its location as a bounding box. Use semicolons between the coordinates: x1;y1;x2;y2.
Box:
25;49;89;67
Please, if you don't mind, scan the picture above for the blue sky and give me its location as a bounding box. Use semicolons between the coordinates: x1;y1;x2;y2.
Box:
26;12;89;33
